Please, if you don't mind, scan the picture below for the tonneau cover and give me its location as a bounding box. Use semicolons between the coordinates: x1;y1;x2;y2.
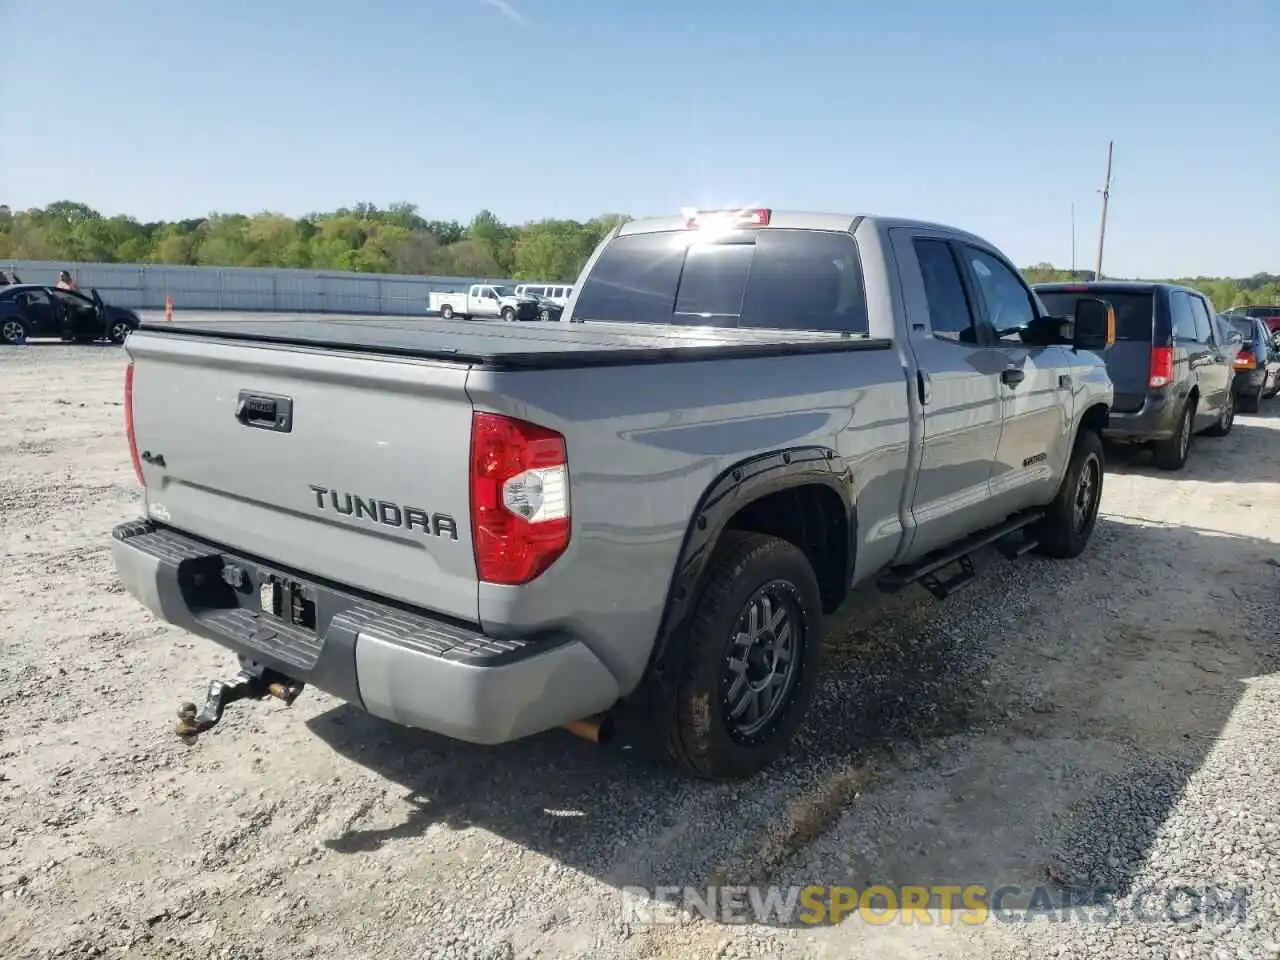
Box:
139;314;889;370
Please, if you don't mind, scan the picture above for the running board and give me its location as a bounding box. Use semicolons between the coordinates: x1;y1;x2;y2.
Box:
876;511;1045;600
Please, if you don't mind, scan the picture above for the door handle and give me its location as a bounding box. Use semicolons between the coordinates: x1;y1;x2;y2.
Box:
917;369;932;405
1001;367;1025;388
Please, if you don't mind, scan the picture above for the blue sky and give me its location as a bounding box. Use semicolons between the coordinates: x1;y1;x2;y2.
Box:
1;0;1275;277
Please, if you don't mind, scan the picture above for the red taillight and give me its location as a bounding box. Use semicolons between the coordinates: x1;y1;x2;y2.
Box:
1148;346;1174;388
124;362;145;486
469;412;570;585
684;207;771;229
1234;350;1256;370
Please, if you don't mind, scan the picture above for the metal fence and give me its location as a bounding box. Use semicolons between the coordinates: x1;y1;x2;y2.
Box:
2;260;521;315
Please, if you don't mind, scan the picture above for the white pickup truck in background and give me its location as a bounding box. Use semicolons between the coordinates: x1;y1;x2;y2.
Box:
428;284;539;321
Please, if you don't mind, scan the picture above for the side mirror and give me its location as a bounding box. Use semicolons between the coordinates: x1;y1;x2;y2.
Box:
1071;297;1115;352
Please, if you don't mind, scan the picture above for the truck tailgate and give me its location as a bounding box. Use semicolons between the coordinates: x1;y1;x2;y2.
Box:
126;331;479;623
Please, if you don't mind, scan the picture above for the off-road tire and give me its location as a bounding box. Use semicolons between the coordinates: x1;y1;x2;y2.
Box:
1030;429;1105;559
652;530;823;780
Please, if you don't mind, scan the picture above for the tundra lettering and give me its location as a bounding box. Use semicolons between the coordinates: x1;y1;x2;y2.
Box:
308;485;458;540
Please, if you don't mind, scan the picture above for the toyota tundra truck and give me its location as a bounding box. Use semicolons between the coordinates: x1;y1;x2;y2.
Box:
111;208;1115;780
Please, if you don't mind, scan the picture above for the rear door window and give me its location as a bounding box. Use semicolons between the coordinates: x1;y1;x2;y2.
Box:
912;239;979;343
1169;292;1199;342
571;229;869;333
1037;290;1155;342
1186;295;1214;344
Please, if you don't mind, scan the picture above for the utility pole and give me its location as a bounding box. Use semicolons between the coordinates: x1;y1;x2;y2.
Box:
1071;201;1077;275
1094;140;1114;280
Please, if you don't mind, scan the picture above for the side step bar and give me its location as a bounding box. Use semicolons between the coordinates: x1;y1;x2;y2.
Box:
876;510;1045;600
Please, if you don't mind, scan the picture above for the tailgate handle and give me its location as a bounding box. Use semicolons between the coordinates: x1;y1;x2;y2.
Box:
236;391;293;432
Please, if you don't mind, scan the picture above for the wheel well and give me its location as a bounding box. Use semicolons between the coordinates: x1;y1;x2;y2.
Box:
723;483;850;614
1080;401;1110;438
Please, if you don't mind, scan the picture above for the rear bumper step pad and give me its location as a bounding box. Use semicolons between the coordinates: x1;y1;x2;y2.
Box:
111;521;619;744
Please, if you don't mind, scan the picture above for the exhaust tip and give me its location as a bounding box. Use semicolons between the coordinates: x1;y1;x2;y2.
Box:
564;713;614;745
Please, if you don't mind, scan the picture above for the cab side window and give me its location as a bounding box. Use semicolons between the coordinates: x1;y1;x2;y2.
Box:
960;246;1037;342
913;239;979;344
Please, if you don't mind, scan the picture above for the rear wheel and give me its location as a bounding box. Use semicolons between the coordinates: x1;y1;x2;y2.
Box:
1031;429;1104;559
109;320;132;345
1203;389;1235;436
440;305;454;320
1152;399;1194;470
651;530;823;780
1;317;28;345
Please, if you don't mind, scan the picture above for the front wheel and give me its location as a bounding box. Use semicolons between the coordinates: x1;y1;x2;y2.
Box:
653;530;823;780
1;317;28;345
1031;429;1105;559
501;306;516;322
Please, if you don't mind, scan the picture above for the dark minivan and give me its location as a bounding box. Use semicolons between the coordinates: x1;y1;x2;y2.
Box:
1034;282;1236;470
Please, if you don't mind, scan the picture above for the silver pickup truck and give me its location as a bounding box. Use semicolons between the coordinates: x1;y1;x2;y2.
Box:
111;208;1115;780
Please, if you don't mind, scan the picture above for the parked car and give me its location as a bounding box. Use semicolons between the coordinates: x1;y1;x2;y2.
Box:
1223;314;1280;411
534;297;565;321
1224;304;1280;338
112;207;1114;780
427;284;539;321
0;284;139;346
1034;281;1237;470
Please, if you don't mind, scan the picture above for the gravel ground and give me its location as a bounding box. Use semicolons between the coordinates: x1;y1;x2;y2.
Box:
1;341;1277;960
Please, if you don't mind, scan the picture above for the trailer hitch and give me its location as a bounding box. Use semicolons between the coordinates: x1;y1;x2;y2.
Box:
174;667;305;743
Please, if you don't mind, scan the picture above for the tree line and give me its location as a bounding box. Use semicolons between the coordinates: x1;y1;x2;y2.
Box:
1;201;1275;311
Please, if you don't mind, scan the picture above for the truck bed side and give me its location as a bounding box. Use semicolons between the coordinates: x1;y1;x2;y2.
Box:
465;346;913;694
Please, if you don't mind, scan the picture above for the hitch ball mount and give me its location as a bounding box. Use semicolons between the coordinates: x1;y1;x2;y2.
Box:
174;665;305;743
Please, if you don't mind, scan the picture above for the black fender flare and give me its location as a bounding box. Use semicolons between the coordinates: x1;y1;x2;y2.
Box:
644;445;858;683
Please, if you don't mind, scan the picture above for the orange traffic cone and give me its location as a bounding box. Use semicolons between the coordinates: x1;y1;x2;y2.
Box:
165;296;173;322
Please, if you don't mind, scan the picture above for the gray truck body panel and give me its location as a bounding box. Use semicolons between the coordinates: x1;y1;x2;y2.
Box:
113;212;1113;745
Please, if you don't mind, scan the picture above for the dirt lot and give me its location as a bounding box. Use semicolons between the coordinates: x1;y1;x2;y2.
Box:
2;342;1278;960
